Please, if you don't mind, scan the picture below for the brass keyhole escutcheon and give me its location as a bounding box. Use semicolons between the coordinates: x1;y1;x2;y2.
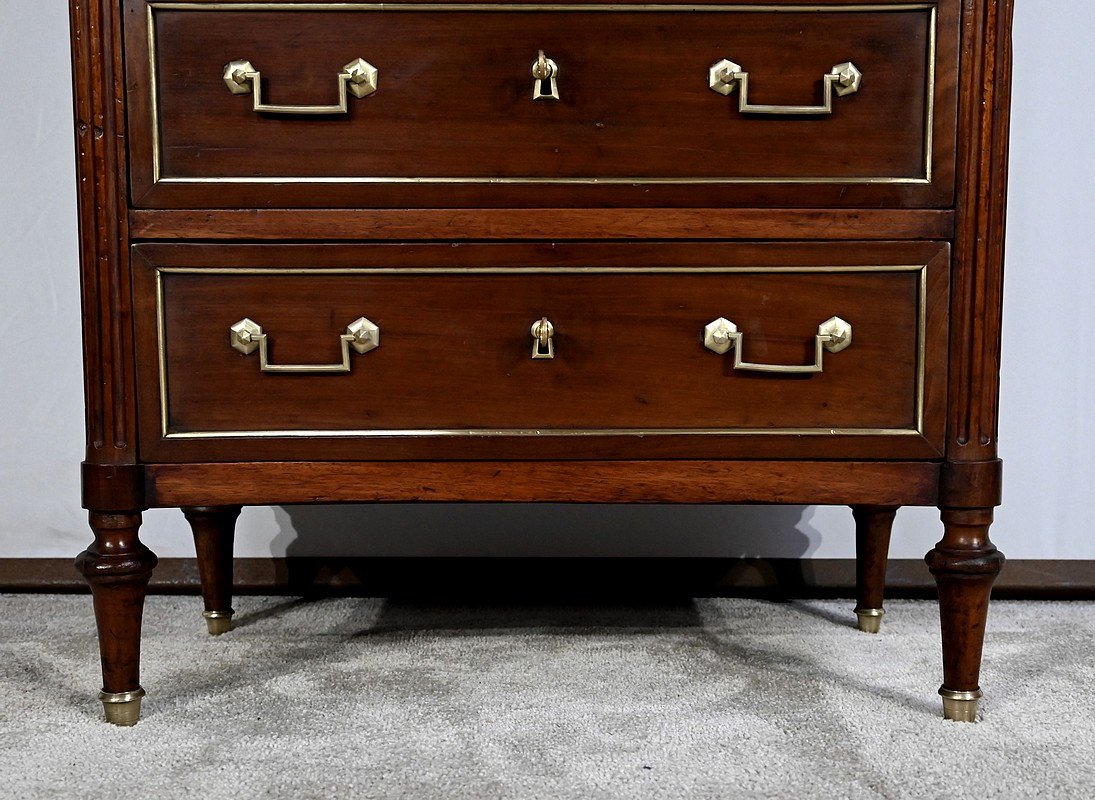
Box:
532;50;559;101
531;317;555;359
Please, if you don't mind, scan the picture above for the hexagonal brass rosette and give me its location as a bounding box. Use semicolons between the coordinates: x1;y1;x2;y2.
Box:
818;316;853;353
223;59;256;94
346;317;380;353
703;317;739;354
829;62;863;97
708;59;743;96
343;58;379;98
229;318;262;354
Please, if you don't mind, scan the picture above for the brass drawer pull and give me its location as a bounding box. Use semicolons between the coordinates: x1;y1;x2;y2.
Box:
222;58;378;115
708;60;862;116
703;316;852;374
229;317;380;374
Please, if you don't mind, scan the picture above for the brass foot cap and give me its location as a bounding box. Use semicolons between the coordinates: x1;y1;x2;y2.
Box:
203;609;233;636
99;688;146;726
855;608;884;634
940;687;982;722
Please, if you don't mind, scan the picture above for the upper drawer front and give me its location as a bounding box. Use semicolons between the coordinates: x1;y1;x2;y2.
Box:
132;241;949;462
126;1;958;208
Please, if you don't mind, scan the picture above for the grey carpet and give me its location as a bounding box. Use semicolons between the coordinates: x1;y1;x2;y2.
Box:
1;595;1092;799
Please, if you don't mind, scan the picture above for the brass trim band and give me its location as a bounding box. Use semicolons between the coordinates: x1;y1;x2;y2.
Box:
99;688;147;705
153;264;929;440
938;686;983;721
854;607;884;633
163;428;925;439
145;2;936;186
150;3;936;13
939;687;982;702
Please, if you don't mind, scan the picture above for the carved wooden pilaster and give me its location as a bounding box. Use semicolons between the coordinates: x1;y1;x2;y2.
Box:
947;0;1014;485
70;0;137;478
932;0;1013;721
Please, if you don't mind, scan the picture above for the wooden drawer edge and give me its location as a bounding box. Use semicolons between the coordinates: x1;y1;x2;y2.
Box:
133;241;950;462
145;460;941;506
128;208;956;241
125;0;959;208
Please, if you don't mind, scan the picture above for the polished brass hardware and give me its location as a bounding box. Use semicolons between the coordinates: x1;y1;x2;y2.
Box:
222;58;378;114
159;266;926;440
855;607;884;634
703;316;852;373
531;50;559;101
99;688;146;727
708;59;862;115
531;317;555;359
203;610;233;636
152;5;935;186
939;687;982;723
229;317;380;373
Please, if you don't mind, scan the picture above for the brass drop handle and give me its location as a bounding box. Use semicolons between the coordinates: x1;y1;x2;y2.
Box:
230;317;380;374
223;58;378;114
532;50;560;101
531;317;555;359
708;60;862;115
703;316;852;373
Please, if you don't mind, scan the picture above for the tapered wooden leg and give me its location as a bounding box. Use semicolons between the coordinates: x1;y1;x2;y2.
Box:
925;508;1005;722
75;512;158;725
183;506;241;635
852;505;897;633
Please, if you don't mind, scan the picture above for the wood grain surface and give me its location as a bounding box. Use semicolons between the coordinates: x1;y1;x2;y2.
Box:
132;241;949;462
125;0;958;208
145;460;942;506
68;0;1017;724
128;208;956;241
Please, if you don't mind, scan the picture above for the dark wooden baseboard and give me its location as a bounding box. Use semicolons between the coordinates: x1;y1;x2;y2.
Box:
1;558;1092;599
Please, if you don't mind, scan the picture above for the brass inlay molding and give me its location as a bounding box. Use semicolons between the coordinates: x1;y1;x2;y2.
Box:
154;264;930;440
149;3;937;12
164;428;924;439
145;2;937;186
158;265;928;274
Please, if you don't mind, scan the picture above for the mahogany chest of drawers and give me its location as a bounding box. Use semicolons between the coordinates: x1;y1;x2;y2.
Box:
69;0;1014;725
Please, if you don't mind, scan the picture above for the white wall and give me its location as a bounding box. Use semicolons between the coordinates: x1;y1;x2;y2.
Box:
1;2;1092;561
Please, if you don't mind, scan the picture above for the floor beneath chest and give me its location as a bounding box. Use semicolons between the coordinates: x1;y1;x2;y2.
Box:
1;595;1092;799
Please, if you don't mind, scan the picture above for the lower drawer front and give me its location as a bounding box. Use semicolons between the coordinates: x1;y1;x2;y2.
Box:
133;242;948;461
